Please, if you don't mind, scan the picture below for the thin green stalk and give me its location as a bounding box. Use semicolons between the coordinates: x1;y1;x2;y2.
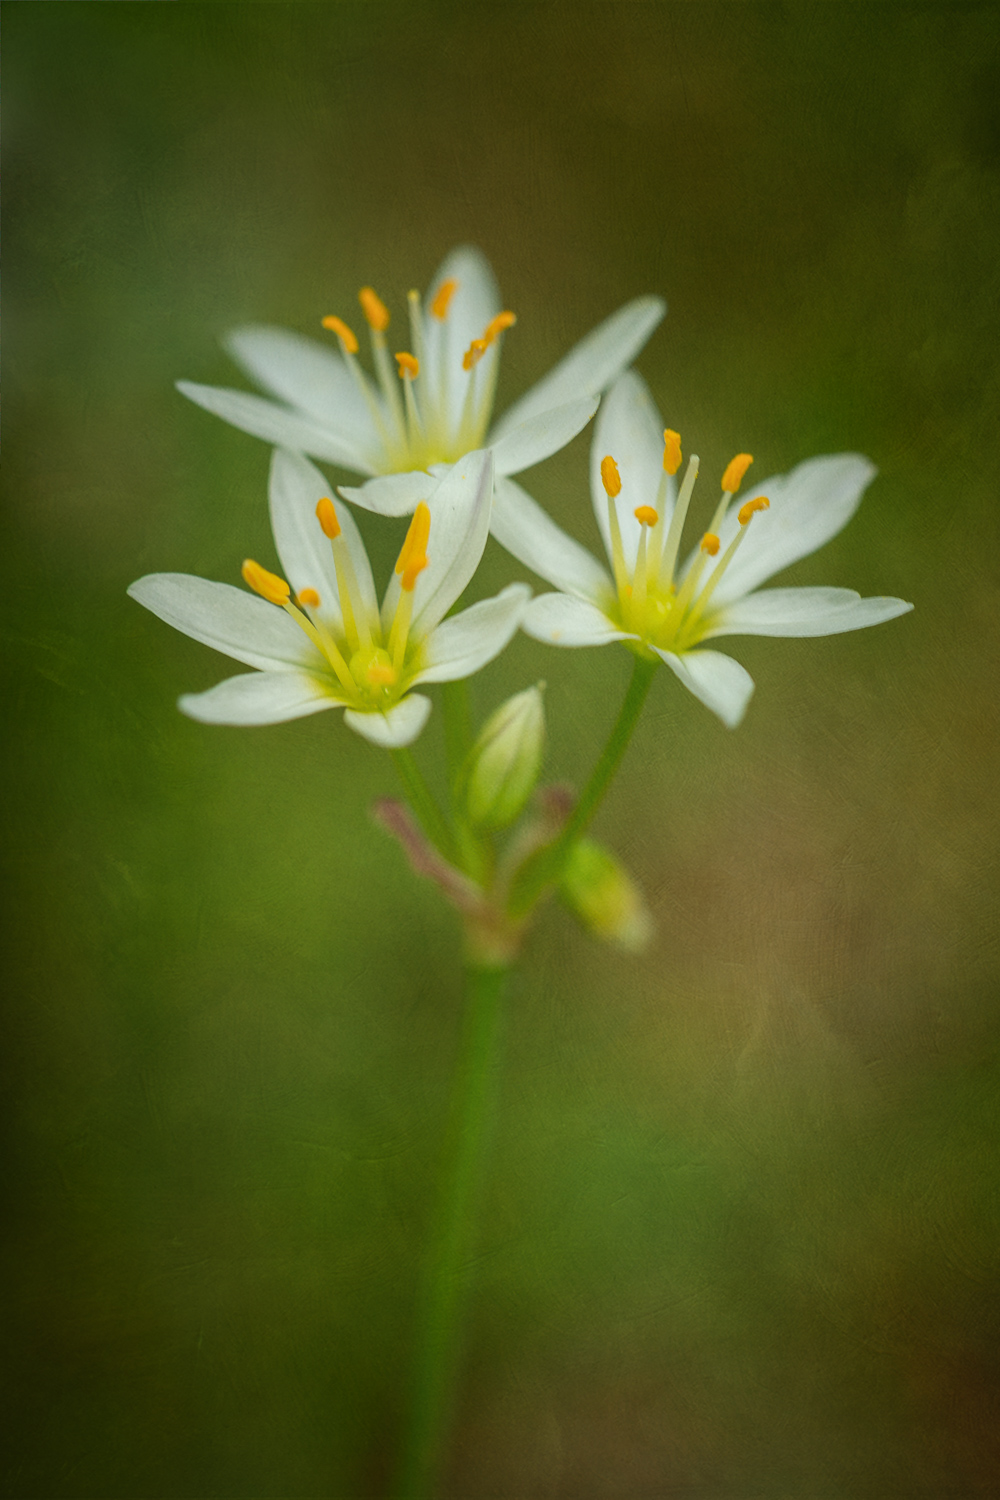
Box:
392;747;455;861
393;963;508;1500
508;653;657;916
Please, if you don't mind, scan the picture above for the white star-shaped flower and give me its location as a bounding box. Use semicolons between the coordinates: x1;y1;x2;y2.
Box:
491;371;913;727
177;246;665;518
129;448;528;749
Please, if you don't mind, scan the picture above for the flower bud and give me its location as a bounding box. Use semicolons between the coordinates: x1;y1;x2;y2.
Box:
464;684;546;830
559;839;654;952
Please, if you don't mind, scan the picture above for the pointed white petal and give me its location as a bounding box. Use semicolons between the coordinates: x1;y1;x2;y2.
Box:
410;450;494;636
523;592;636;648
491;475;612;604
707;454;878;607
338;469;436;517
422;246;501;427
590;370;673;572
225;325;382;456
270;448;379;632
176;381;375;473
654;647;755;728
490;295;666;441
179;670;343;725
343;693;432;748
128;573;322;671
412;583;531;685
705;586;914;638
490;395;599;477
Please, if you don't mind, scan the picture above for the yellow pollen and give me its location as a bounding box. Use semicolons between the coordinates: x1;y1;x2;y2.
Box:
394;501;432;591
321;315;359;354
483;310;517;343
722;453;754;494
242;558;290;606
430;278;458;319
738;495;770;526
367;661;397;686
600;455;622;499
315;497;341;539
296;588;321;608
359;286;390;332
700;533;721;555
634;505;658;527
462;338;488;372
395;351;420;379
663;430;682;476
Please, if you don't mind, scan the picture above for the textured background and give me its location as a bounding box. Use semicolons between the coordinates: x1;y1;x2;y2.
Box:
4;4;1000;1496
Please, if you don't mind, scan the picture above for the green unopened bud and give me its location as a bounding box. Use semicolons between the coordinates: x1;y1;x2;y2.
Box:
464;683;546;830
560;839;654;952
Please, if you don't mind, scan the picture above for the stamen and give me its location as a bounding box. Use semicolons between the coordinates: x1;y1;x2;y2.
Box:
406;290;427;375
656;453;700;591
395;502;431;584
738;495;770;525
359;286;390;332
321;315;359;354
601;455;622;498
722;453;753;495
430;278;458;319
634;505;658;527
462;338;488;372
483;310;516;343
700;533;720;555
242;558;290;605
296;588;321;607
315;498;371;653
316;497;341;539
293;586;357;695
395;351;420;379
663;430;682;476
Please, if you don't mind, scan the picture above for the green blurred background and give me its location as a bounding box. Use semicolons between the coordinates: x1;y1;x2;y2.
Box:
4;4;1000;1496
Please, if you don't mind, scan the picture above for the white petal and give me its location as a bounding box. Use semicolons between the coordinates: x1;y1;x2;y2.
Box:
590;370;672;573
179;670;343;725
490;395;599;477
343;693;432;748
654;647;755;728
409;450;494;636
523;592;636;648
422;246;501;429
491;475;612;604
128;573;322;671
338;469;436;518
176;381;375;473
270;448;379;632
225;325;382;457
706;586;914;638
412;584;531;685
707;454;878;607
490;295;666;441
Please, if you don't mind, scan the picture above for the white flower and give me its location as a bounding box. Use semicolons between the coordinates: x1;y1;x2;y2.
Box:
177;246;665;518
491;371;913;728
128;447;529;749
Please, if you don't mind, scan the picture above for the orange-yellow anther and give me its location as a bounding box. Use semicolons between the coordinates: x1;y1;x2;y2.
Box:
395;351;420;379
634;505;659;527
242;558;290;605
430;278;458;319
359;286;390;332
662;430;682;475
722;453;754;494
395;502;432;592
483;310;517;343
316;497;342;540
367;662;397;686
600;455;622;499
296;588;321;608
321;315;359;354
700;533;721;555
463;338;488;372
738;496;770;526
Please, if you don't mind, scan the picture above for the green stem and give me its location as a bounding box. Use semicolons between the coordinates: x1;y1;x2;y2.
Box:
392;747;455;861
393;963;508;1500
508;653;657;916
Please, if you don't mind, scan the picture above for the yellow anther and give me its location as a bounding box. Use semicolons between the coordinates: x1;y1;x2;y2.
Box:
634;505;658;527
600;455;622;499
394;501;432;590
700;533;721;555
321;315;359;354
483;310;517;344
738;495;770;526
367;661;397;686
430;278;458;319
463;338;488;372
296;588;321;608
663;430;682;476
359;286;390;332
722;453;754;494
242;558;290;605
395;351;420;379
315;497;342;540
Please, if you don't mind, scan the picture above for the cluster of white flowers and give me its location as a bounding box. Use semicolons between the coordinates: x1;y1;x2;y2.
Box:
131;245;911;748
